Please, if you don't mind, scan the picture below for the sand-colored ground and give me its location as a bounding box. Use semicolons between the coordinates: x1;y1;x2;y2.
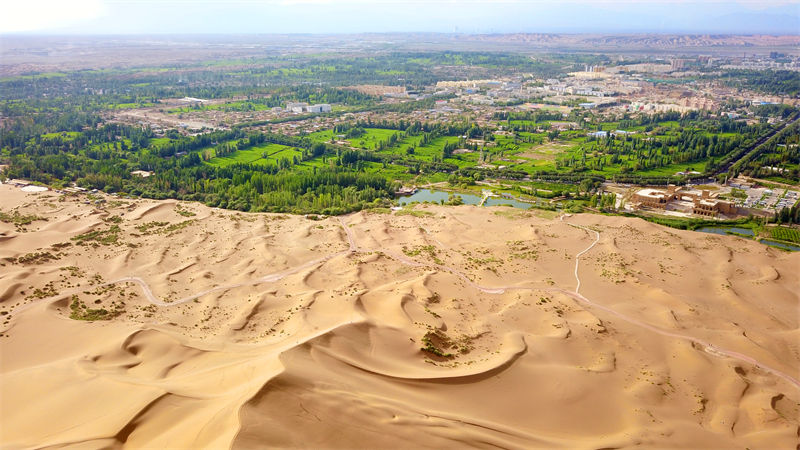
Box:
1;183;798;449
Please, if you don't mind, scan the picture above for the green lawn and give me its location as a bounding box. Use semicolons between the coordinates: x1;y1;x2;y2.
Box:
40;131;81;141
148;137;172;148
206;143;301;167
79;139;134;157
168;100;275;114
307;129;464;164
307;128;409;151
294;123;740;184
111;102;154;109
348;129;401;149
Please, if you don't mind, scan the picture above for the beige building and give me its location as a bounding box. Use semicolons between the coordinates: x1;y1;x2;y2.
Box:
632;187;673;209
692;198;736;217
632;186;737;218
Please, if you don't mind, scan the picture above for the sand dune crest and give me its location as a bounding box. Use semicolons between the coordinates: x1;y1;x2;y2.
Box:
1;185;798;448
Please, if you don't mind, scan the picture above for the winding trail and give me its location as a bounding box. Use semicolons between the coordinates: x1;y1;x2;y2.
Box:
5;212;799;391
555;214;800;391
560;214;601;294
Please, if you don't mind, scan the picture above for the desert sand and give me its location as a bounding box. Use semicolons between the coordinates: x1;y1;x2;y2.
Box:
1;182;798;449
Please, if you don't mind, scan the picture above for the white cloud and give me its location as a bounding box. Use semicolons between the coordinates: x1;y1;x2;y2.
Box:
0;0;107;33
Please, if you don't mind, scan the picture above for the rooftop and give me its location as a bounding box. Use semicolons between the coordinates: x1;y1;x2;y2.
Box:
636;188;667;199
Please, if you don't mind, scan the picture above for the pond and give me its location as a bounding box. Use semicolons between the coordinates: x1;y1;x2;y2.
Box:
484;197;533;210
696;227;799;251
760;239;800;252
398;189;480;205
398;189;532;210
695;227;755;238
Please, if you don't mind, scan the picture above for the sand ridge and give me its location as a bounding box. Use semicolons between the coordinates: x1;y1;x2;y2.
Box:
1;183;798;448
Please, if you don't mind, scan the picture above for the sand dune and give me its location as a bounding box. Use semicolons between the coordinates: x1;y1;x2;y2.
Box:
1;183;798;448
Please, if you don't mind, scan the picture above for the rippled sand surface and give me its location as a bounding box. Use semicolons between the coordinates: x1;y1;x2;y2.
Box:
1;183;798;449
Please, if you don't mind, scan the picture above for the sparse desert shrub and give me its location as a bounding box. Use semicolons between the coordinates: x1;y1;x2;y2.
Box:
17;252;59;264
72;225;121;245
68;295;124;321
420;331;454;358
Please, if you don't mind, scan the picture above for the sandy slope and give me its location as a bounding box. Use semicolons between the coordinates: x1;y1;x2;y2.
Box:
1;183;798;449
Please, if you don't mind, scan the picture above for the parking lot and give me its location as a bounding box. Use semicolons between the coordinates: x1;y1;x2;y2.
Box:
741;187;799;211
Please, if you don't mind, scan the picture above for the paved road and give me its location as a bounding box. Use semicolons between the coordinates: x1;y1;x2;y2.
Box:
716;113;800;176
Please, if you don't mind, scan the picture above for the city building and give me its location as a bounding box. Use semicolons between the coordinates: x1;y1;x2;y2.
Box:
306;104;332;113
286;102;308;113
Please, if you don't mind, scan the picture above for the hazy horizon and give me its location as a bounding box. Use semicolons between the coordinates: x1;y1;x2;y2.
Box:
2;0;798;36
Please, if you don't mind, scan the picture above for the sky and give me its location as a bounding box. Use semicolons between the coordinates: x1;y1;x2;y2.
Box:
0;0;798;35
